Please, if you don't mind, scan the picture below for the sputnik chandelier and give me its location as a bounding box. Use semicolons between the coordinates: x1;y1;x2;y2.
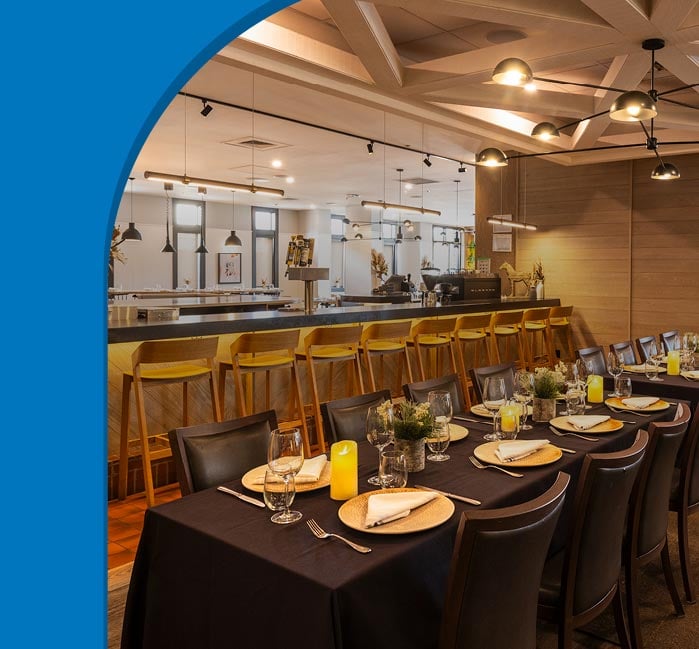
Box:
476;39;699;180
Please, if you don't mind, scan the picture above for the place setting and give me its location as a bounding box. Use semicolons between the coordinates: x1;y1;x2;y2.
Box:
604;395;671;414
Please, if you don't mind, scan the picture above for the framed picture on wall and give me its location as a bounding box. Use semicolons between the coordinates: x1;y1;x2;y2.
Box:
492;233;512;252
218;253;241;284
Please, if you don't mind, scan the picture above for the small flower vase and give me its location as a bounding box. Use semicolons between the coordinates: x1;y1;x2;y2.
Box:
535;282;545;299
394;438;425;473
532;397;556;422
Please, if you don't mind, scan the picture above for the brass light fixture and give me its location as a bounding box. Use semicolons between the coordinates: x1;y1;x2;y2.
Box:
224;191;243;247
121;177;143;241
475;148;508;167
195;187;209;254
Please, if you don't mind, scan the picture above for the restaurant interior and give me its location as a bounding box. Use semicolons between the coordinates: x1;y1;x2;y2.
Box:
108;1;699;649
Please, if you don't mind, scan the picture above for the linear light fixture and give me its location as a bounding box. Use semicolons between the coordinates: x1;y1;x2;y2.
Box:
361;200;441;217
144;171;285;197
487;216;537;231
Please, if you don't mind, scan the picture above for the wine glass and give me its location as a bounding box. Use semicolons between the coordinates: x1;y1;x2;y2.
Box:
378;450;407;488
607;351;623;396
645;341;664;381
366;404;394;485
263;469;297;525
482;376;507;441
427;390;452;462
513;370;534;430
267;428;304;524
576;359;593;409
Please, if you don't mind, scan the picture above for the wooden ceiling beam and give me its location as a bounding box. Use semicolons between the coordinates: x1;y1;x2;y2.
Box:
650;0;699;35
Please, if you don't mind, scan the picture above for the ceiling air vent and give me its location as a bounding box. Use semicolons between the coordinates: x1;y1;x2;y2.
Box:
223;137;288;150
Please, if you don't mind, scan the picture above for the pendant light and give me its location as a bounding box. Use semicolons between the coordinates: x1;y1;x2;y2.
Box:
122;177;143;241
195;186;209;254
161;183;176;253
224;191;243;247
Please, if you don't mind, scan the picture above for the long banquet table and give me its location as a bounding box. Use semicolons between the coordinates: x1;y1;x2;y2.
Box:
121;398;681;649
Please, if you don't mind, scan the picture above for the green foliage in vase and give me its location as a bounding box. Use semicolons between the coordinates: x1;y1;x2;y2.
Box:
392;401;434;440
533;367;563;399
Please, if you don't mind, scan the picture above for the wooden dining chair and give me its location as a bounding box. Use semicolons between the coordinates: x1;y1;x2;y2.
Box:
548;305;576;362
635;335;660;363
610;340;638;365
624;403;691;649
168;410;278;495
403;373;468;414
537;430;649;649
440;472;570;649
576;345;606;375
469;362;516;403
320;389;391;445
669;403;699;603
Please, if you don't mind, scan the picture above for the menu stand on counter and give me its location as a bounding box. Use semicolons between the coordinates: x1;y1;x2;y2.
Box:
287;267;329;314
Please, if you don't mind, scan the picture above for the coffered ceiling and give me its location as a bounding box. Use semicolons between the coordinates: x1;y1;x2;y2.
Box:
130;0;699;224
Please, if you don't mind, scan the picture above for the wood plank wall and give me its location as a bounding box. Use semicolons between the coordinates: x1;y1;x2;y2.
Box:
476;152;699;354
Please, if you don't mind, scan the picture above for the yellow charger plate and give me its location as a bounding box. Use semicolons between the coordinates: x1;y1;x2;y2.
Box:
623;364;666;374
241;462;331;493
471;404;533;418
604;397;670;412
549;416;623;434
473;441;562;468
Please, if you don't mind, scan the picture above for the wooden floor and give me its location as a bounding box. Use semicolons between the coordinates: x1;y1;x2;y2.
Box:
107;485;181;569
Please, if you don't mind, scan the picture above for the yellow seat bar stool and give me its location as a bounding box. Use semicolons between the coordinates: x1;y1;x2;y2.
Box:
489;310;526;370
409;317;458;381
360;321;413;398
452;313;493;408
297;325;365;454
521;307;554;371
548;305;576;362
228;329;311;458
119;336;221;507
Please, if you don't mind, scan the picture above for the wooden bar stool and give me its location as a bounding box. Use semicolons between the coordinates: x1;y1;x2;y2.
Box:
548;305;576;361
452;313;493;408
229;329;311;458
520;307;554;370
360;321;413;397
409;317;458;381
119;336;221;507
297;325;365;454
489;310;526;369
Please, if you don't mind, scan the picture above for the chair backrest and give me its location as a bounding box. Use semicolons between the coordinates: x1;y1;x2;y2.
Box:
439;472;570;649
132;336;219;370
230;329;300;357
304;324;363;349
402;374;467;414
168;410;278;495
576;346;606;376
490;309;524;329
635;336;659;363
628;403;691;558
560;430;648;617
361;321;412;346
609;340;637;365
411;317;458;338
675;405;699;509
320;389;392;444
469;362;516;402
453;312;492;333
521;306;551;325
549;305;574;324
660;330;681;353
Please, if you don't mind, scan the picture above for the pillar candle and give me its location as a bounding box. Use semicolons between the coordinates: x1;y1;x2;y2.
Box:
499;403;519;433
587;375;604;403
667;350;680;376
330;440;358;501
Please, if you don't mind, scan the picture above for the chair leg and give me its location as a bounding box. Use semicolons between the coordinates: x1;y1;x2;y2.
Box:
233;366;248;417
291;363;314;457
677;509;696;603
625;559;644;649
306;358;324;455
133;380;156;508
414;343;426;381
661;539;685;616
208;372;221;422
118;375;133;500
182;382;189;426
366;352;377;392
612;581;632;649
217;363;228;419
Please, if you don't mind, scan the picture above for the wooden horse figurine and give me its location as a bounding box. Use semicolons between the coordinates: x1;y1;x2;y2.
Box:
499;262;532;297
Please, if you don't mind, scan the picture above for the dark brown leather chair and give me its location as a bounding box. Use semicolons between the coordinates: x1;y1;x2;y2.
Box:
635;336;660;363
538;430;649;649
660;330;681;353
669;404;699;603
468;362;516;403
320;389;392;444
610;340;638;365
625;403;691;649
440;472;570;649
168;410;277;495
575;345;606;375
402;373;468;414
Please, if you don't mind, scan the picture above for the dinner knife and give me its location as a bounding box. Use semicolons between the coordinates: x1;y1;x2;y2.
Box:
217;486;266;508
414;484;481;506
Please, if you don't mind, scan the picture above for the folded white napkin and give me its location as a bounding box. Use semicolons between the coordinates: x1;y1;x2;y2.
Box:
621;396;659;409
494;439;549;462
364;492;437;528
683;370;699;380
252;455;327;484
566;415;610;430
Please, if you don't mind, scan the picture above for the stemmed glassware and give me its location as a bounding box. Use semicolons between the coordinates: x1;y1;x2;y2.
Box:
263;470;297;524
645;340;664;381
366;404;394;485
558;362;579;416
607;351;624;396
426;390;452;461
266;428;304;524
482;376;507;441
513;370;534;430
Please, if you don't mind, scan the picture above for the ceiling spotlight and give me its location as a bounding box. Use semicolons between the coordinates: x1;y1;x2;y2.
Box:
524;82;537;92
271;159;283;168
531;122;560;141
285;176;295;184
340;236;347;242
395;226;403;244
423;155;432;167
352;223;360;232
354;233;363;239
200;99;213;117
651;162;681;180
342;217;350;224
367;141;374;155
492;57;533;86
458;163;466;173
475;148;508;167
415;235;422;241
609;90;657;122
403;219;412;228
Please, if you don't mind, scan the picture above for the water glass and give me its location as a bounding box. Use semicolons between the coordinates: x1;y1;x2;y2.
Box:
263;470;298;525
378;450;408;488
607;352;623;396
565;387;586;415
513;370;534;430
267;428;304;523
366;405;394;486
617;377;632;398
426;420;450;461
645;358;661;381
482;376;507;441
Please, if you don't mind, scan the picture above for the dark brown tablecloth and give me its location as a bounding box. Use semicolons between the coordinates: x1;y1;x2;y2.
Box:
121;399;680;649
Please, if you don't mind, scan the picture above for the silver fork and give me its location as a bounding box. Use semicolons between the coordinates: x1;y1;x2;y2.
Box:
469;455;524;478
607;405;651;417
307;519;372;553
548;425;599;442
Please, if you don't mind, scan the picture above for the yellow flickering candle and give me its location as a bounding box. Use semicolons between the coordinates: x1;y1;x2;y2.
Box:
587;375;604;403
667;350;680;376
499;403;519;434
330;440;358;501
